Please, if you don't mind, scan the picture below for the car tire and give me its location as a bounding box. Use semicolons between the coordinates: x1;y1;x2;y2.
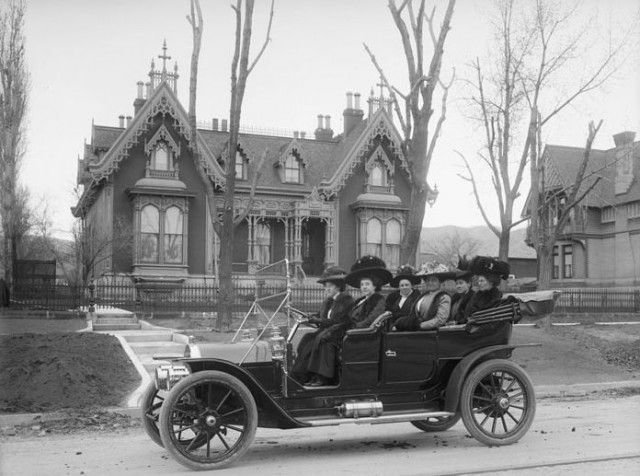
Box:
141;381;165;448
460;359;535;446
159;370;258;471
411;413;461;432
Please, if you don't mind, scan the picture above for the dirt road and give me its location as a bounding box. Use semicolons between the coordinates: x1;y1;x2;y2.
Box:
2;395;639;475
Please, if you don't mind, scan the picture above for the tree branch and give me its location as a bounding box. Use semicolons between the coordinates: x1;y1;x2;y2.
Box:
246;0;274;75
234;148;268;225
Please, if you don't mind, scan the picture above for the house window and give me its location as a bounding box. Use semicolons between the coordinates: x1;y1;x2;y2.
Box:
628;201;640;219
235;151;247;180
562;245;573;278
369;164;387;187
255;222;271;265
285;154;301;183
140;205;160;263
164;206;183;264
552;246;560;280
153;143;172;171
601;206;615;223
385;219;401;270
364;218;382;256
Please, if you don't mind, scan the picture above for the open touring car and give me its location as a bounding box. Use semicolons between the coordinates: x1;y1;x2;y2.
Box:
141;287;557;471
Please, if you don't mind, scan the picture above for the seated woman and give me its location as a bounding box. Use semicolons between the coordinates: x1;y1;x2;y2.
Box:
393;264;451;331
464;256;510;318
449;269;475;324
386;265;421;328
344;256;391;329
291;267;354;387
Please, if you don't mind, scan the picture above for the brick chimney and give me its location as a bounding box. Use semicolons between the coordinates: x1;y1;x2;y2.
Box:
126;115;132;127
343;91;364;136
314;114;334;141
221;119;228;132
613;131;636;148
212;118;219;131
133;81;146;115
118;115;125;128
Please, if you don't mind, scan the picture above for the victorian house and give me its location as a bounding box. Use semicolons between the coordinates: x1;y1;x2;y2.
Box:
73;44;414;285
525;131;640;287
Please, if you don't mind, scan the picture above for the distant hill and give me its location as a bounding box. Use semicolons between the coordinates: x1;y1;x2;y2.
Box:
419;225;535;259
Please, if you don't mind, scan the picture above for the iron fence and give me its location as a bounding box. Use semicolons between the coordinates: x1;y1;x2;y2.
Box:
7;282;640;315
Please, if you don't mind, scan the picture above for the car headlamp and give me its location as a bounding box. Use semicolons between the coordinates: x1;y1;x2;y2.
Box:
155;364;190;391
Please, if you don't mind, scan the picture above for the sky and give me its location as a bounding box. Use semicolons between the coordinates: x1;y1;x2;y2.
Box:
20;0;640;238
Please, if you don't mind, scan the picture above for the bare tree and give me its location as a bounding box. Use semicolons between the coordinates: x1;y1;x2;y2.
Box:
364;0;456;264
458;0;632;262
187;0;273;329
0;0;28;287
424;229;480;268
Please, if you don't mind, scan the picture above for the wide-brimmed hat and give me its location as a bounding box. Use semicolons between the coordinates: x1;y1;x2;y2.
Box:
317;266;348;285
454;269;473;282
345;255;393;288
417;263;456;282
469;256;510;280
390;265;421;288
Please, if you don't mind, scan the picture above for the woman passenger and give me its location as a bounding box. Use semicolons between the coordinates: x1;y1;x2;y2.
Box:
344;256;391;329
449;270;475;324
386;265;421;327
465;256;509;317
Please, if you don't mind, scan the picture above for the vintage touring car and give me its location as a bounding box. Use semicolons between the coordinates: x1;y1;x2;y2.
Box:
141;291;557;471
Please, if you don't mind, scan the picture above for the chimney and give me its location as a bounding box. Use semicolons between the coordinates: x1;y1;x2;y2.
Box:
134;81;146;115
118;115;125;128
324;115;331;130
613;131;636;148
343;90;364;136
317;114;323;130
315;113;334;140
221;119;228;132
293;130;299;139
212;118;219;131
126;115;132;127
300;131;306;139
145;82;152;98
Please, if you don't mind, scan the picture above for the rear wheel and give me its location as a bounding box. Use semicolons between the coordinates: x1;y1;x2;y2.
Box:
141;381;164;447
411;413;461;432
159;371;258;471
460;359;535;446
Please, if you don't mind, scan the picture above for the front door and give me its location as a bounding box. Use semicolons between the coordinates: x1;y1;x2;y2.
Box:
382;332;438;387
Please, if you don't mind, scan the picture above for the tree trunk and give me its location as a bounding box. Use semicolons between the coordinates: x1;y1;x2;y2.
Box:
536;244;552;290
400;186;427;266
498;228;510;262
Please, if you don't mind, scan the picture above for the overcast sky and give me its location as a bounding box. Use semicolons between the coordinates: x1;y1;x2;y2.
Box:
21;0;640;237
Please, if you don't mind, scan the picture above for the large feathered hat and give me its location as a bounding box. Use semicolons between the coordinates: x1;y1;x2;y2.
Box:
317;266;348;285
454;255;472;281
469;256;510;280
345;255;393;288
416;262;456;282
390;264;421;288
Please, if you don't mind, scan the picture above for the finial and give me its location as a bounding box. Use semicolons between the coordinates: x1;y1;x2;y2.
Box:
174;61;178;73
376;76;385;99
159;39;171;72
150;57;155;70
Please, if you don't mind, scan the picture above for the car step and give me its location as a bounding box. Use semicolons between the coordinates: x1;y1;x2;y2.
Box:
301;411;455;427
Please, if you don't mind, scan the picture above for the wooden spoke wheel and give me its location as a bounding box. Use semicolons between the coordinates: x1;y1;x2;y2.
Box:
460;359;536;446
411;413;461;432
159;371;258;471
141;381;165;447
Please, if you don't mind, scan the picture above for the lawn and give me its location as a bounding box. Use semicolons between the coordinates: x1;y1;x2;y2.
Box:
0;318;87;335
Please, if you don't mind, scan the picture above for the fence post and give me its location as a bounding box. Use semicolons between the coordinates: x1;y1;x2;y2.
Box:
87;279;97;322
635;290;640;313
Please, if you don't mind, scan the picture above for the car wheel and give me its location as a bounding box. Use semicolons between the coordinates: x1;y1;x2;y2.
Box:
141;381;165;448
460;359;535;446
411;413;461;432
159;370;258;471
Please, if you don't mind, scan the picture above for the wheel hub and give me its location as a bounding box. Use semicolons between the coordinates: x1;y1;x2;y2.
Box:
497;397;509;410
205;415;217;427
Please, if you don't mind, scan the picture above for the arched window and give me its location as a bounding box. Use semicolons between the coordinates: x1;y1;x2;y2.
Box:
153;143;171;171
235;151;247;180
369;164;387;186
164;206;183;264
140;205;160;262
285;154;301;183
385;219;401;269
255;222;271;265
365;218;382;256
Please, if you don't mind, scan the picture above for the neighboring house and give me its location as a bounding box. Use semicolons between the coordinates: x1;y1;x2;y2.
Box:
72;44;413;286
525;131;640;287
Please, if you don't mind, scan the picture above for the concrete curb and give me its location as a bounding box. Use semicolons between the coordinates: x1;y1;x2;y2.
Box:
3;381;639;428
112;334;151;408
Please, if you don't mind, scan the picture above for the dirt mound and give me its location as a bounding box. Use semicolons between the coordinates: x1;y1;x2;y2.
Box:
0;333;140;413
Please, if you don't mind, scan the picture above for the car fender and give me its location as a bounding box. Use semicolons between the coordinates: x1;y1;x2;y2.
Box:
181;358;308;429
443;344;540;413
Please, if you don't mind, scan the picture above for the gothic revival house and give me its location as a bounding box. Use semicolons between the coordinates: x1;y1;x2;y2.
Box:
525;131;640;287
73;46;413;284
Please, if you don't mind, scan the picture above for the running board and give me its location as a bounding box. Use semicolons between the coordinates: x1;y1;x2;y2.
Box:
301;411;455;427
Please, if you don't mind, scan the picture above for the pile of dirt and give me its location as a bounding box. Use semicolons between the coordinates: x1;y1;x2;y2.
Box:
0;333;140;413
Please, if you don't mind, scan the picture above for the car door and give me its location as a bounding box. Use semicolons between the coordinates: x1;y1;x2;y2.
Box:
381;331;438;387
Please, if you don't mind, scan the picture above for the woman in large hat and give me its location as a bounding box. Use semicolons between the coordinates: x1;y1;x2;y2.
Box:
345;255;392;329
464;256;509;317
393;263;452;331
292;266;355;387
385;265;421;327
449;256;476;324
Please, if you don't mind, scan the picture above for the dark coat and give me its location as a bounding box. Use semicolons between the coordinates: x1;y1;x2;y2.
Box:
466;287;503;318
314;292;355;342
350;293;386;329
386;289;420;322
394;290;450;331
450;290;475;324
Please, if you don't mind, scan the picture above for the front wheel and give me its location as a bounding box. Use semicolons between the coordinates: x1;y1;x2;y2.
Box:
159;370;258;471
411;413;461;432
141;381;165;447
460;359;535;446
